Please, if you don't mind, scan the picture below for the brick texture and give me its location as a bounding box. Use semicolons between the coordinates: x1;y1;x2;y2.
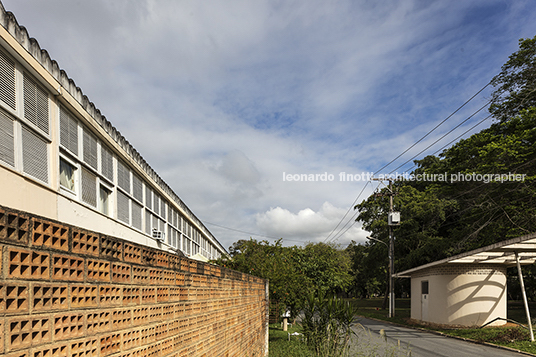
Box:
0;205;268;356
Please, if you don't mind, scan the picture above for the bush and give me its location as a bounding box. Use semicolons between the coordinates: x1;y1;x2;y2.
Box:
301;292;358;357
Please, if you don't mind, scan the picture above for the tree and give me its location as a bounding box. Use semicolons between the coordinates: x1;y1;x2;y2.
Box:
490;36;536;122
214;239;353;315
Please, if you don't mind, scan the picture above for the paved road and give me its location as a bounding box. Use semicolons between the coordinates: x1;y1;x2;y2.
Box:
352;317;530;357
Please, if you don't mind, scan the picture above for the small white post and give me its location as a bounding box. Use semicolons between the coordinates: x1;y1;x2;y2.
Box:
515;251;534;342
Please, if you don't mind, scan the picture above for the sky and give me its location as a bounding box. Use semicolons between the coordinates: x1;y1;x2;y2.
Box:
3;0;536;251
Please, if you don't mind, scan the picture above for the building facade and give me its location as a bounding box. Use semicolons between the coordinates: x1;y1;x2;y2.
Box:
0;2;226;261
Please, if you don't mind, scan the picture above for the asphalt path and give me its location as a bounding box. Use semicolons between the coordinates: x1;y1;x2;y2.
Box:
352;317;530;357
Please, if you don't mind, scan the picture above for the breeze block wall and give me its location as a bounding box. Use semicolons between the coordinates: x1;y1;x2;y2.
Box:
0;205;269;357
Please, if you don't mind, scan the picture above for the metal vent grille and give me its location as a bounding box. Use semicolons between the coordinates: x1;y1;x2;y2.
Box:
132;174;143;202
81;167;97;207
145;186;152;210
0;50;16;110
145;210;152;234
0;108;15;167
23;73;49;134
117;190;130;224
117;160;130;193
60;107;78;156
132;201;142;230
100;145;113;181
83;128;98;170
22;125;48;183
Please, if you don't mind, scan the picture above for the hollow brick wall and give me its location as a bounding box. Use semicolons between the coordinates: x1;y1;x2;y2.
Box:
0;205;268;357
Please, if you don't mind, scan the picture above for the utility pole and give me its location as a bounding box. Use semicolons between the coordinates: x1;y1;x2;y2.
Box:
370;178;399;318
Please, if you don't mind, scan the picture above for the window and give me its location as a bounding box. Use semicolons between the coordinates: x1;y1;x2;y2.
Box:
23;73;49;134
99;186;111;215
22;125;48;183
117;159;130;193
81;167;97;207
100;145;113;182
132;201;142;230
0;108;14;167
132;174;143;202
421;281;429;295
145;186;152;210
145;210;152;234
117;190;130;224
60;107;78;155
83;128;98;170
0;50;16;110
59;158;76;192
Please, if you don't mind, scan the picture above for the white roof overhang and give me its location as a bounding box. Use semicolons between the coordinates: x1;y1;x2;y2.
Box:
396;232;536;278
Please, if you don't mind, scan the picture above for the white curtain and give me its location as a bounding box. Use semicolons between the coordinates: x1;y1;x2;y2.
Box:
59;159;75;191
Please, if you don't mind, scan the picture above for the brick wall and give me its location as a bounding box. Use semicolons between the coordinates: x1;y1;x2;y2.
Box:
0;205;269;357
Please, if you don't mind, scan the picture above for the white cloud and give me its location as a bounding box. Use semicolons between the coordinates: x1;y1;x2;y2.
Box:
3;0;536;250
256;202;369;245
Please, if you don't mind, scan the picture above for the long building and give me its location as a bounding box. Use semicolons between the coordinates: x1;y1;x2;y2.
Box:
0;2;227;261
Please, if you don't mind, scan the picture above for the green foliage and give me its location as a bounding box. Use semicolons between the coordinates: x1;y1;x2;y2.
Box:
269;324;313;357
301;292;358;357
490;36;536;123
213;239;352;315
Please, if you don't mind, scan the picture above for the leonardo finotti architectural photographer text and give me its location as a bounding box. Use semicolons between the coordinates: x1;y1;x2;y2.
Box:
282;172;527;183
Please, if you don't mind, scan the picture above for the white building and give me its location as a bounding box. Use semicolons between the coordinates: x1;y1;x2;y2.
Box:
397;233;536;327
0;2;227;261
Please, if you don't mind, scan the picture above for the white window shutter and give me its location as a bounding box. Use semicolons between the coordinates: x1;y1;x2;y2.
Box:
81;167;97;207
0;108;15;167
83;128;98;170
23;73;49;134
0;50;16;110
22;125;48;183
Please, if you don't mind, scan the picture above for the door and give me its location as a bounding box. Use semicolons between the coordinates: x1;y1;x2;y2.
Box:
421;280;429;321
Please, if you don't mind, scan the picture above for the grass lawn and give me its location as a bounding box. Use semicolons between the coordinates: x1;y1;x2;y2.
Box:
349;298;536;355
268;323;313;357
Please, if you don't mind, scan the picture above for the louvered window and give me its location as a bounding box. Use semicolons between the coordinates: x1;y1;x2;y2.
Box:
81;167;97;207
0;50;16;110
117;160;130;193
83;128;98;170
145;186;152;210
145;210;152;235
154;194;160;216
132;174;143;202
100;145;113;182
60;107;78;156
132;201;142;230
117;190;130;224
0;109;15;167
23;73;49;134
160;199;166;219
22;125;48;183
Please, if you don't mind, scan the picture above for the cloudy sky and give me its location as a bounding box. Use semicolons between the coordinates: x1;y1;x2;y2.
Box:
4;0;536;250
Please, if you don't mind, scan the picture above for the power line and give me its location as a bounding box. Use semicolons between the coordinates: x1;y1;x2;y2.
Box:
323;180;371;243
374;82;491;174
204;221;315;244
325;82;493;243
388;103;492;174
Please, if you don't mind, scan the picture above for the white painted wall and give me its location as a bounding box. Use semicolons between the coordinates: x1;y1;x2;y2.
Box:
410;265;507;326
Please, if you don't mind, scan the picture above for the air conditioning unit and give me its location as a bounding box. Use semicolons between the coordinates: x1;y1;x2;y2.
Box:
152;229;165;242
388;212;400;226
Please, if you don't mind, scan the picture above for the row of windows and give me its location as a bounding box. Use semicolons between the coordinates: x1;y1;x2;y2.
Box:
58;105;209;257
0;48;221;260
